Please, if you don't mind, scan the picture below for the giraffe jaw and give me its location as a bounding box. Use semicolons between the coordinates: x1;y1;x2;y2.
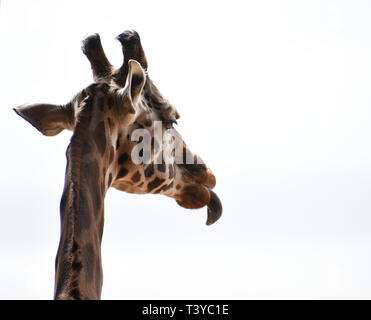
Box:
205;187;223;226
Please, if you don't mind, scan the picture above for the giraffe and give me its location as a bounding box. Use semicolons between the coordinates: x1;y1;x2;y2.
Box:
13;30;222;300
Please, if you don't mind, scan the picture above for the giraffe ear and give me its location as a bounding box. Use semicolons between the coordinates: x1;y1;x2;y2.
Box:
14;103;74;136
126;59;146;103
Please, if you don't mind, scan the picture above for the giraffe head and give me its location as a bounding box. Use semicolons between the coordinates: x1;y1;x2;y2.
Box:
14;30;222;225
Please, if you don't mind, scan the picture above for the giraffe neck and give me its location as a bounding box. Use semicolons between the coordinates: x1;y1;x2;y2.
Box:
54;155;106;300
54;98;108;300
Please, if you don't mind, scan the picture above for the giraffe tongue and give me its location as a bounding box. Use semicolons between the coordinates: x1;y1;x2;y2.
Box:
205;188;223;226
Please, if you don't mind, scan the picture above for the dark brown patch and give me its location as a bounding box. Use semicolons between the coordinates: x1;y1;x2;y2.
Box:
117;168;128;179
176;184;181;190
108;173;113;186
183;163;207;176
157;163;166;173
72;241;79;254
147;177;165;192
70;288;81;300
131;171;141;183
118;152;129;164
93;121;106;156
72;259;82;273
144;164;154;177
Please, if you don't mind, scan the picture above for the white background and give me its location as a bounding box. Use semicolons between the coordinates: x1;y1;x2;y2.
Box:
1;0;371;299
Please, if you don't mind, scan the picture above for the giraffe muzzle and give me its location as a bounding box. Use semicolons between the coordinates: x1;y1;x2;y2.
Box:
205;187;223;226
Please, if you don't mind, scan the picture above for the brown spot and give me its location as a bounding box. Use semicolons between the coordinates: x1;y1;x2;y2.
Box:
183;163;207;176
157;163;166;173
72;241;79;254
71;259;82;273
147;177;165;192
108;173;113;186
117;168;128;179
118;152;129;164
144;164;154;177
131;171;141;183
176;184;181;190
70;288;81;300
